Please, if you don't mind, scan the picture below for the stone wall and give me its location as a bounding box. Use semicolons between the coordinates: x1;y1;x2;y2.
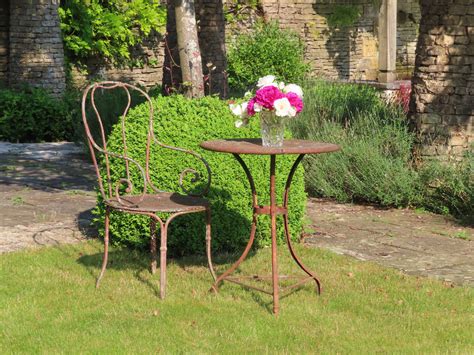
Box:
70;36;165;90
0;0;422;94
78;0;420;90
411;0;473;159
9;0;66;97
397;0;421;77
0;0;8;85
261;0;421;81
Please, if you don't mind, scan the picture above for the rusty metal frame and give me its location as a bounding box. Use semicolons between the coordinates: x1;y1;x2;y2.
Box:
210;153;321;315
82;81;216;298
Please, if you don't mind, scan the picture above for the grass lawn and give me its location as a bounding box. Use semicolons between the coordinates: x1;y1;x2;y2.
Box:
1;240;473;353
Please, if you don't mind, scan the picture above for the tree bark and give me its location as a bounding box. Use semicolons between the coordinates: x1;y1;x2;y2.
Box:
174;0;204;98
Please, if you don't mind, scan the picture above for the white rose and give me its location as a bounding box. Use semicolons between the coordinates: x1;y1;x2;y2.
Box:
257;75;277;88
229;103;243;117
284;84;304;99
278;81;286;90
254;103;262;112
240;102;248;117
273;97;292;117
229;102;248;118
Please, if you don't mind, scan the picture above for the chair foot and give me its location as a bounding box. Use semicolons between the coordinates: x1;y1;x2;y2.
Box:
209;284;219;294
205;208;216;281
96;207;110;289
95;274;104;289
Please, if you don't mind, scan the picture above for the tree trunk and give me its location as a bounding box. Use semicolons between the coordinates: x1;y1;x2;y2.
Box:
174;0;204;98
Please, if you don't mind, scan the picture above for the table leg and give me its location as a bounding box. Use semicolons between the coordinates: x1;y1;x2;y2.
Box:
210;154;258;293
283;154;322;294
270;155;279;315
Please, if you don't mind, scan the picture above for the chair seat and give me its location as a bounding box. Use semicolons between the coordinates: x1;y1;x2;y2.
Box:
106;192;209;213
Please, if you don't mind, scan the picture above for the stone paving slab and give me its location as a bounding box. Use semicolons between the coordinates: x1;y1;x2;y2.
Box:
304;199;473;286
0;142;96;253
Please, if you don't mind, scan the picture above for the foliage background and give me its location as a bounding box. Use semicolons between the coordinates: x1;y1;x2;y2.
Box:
0;87;76;143
59;0;166;66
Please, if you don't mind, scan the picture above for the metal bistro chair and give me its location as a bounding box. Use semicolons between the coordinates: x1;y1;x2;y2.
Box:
81;81;215;299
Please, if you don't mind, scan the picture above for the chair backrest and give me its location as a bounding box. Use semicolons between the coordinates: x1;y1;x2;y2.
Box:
81;81;211;207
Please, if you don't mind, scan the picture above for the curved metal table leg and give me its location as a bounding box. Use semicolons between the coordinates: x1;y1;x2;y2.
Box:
210;154;258;292
283;154;322;294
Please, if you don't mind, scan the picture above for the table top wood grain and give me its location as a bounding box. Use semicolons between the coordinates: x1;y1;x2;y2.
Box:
200;138;340;155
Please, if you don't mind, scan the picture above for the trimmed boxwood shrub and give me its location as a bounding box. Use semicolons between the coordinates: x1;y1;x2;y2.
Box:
94;95;306;255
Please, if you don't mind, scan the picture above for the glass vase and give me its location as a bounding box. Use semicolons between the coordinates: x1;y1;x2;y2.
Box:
260;111;285;147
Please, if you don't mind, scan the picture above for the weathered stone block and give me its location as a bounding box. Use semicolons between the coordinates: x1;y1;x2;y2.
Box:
454;35;470;45
421;113;442;124
435;34;455;46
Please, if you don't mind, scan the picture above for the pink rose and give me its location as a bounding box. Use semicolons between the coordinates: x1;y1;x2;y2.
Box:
255;86;285;109
247;98;256;116
285;92;304;113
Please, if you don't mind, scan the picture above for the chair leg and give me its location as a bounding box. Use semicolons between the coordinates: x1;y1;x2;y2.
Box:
160;223;168;299
96;206;110;288
150;219;157;275
206;208;216;281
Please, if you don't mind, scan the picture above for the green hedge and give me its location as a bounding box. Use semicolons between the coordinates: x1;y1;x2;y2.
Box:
94;95;306;255
0;87;75;143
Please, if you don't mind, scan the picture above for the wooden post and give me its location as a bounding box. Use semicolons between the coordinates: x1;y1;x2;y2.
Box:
378;0;397;83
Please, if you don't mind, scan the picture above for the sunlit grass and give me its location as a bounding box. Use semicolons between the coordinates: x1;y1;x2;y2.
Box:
1;240;473;353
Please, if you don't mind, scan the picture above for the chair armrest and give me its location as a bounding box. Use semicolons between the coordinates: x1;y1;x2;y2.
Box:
147;133;211;197
87;138;148;208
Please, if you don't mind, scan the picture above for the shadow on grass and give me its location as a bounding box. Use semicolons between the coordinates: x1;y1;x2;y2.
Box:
76;247;262;300
74;183;285;311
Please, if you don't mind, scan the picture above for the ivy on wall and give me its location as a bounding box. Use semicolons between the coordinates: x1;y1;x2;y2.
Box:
59;0;166;66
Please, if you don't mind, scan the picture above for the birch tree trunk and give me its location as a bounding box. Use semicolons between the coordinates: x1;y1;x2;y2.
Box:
174;0;204;98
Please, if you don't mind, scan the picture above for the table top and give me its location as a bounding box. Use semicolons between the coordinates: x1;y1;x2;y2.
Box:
200;139;340;155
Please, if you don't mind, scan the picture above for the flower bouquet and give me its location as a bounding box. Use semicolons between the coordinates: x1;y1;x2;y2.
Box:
229;75;304;147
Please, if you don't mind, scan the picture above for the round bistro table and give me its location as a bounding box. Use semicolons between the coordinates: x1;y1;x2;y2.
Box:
200;138;340;315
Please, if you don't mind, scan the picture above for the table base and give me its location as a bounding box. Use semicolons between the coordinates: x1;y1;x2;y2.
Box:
219;274;318;297
210;153;322;315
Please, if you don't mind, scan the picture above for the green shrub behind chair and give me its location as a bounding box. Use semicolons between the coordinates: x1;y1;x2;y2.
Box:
0;87;76;143
94;95;307;255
